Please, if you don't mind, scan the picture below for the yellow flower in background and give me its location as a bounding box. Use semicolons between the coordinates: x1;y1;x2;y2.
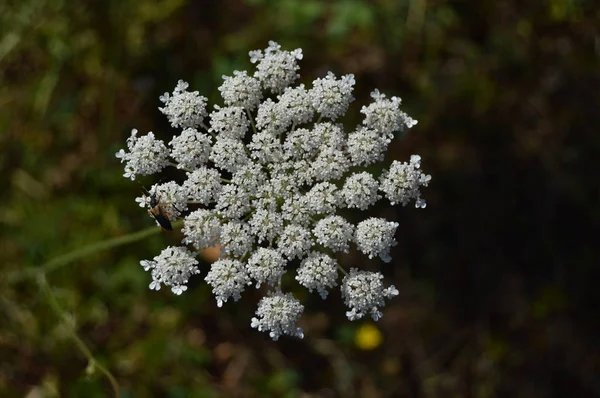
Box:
355;323;383;350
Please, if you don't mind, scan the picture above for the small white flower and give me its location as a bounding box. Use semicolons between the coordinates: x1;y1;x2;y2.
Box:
305;182;339;215
347;126;389;167
310;72;355;120
210;137;249;173
231;164;268;196
246;247;287;288
251;292;304;340
341;172;381;210
341;268;399;321
218;70;263;111
248;131;284;164
255;98;291;135
209;105;250;139
220;220;254;258
205;259;251;307
361;89;417;138
168;127;212;170
159;80;208;129
312;147;350;182
215;184;251;219
296;252;338;299
253;179;291;212
379;154;431;208
277;224;313;260
140;246;199;295
266;174;297;200
270;160;314;187
115;129;169;180
281;194;312;226
182;166;222;205
286;159;315;187
313;215;354;253
277;84;314;125
355;218;399;263
312;122;346;150
214;185;250;219
249;208;284;244
181;209;221;250
283;128;320;160
250;40;303;94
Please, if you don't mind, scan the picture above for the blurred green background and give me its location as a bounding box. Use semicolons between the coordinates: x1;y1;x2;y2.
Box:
2;0;599;396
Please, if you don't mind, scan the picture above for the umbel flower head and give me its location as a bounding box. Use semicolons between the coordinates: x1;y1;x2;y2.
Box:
116;41;431;340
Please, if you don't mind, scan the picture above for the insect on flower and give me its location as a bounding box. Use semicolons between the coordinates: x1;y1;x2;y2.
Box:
147;191;174;231
137;180;177;231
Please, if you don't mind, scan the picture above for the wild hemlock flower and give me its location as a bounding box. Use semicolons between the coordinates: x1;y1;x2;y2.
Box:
117;41;431;340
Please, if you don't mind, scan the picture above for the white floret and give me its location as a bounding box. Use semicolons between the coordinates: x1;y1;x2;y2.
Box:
182;166;222;205
310;72;355;120
209;105;250;140
181;209;221;250
231;164;267;196
147;181;188;221
311;122;346;150
140;246;199;295
205;259;251;307
215;184;251;219
312;146;350;182
296;252;338;299
248;131;284;164
360;89;417;138
346;126;390;166
277;224;313;260
313;215;354;253
277;84;314;125
283;128;321;160
379;154;431;208
281;194;312;226
305;182;340;215
251;292;304;340
210;137;249;173
159;80;208;129
168;127;212;170
246;247;287;288
340;268;399;321
250;40;303;94
255;98;291;135
220;220;254;258
115;129;170;180
249;208;284;244
218;70;263;111
340;172;381;210
354;218;399;263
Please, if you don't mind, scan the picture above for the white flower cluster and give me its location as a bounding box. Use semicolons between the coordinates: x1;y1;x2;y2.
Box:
117;41;431;340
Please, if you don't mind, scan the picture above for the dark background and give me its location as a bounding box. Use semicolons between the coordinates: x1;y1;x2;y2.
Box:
2;0;599;396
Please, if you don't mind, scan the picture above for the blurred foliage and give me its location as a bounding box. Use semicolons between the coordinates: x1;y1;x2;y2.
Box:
1;0;599;396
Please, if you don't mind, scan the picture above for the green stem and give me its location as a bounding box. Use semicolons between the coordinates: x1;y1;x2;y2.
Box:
246;108;257;134
38;274;121;398
168;162;191;172
8;225;164;284
337;263;349;277
7;223;184;395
